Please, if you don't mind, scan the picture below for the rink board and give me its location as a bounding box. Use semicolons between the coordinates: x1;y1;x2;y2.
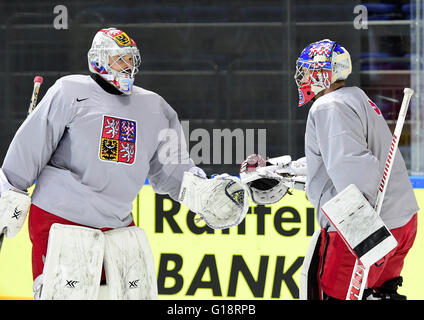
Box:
0;185;423;300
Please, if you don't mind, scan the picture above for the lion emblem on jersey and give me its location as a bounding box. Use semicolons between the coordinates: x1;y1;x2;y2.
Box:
99;115;136;164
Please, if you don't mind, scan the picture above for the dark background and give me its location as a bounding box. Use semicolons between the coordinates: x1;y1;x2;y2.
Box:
0;0;413;175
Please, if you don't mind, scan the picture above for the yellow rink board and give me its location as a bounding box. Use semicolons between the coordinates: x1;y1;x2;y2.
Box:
0;187;422;300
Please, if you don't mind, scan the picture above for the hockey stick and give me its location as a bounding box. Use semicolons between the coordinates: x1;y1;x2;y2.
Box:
0;76;43;253
27;76;43;115
346;87;414;300
0;228;5;253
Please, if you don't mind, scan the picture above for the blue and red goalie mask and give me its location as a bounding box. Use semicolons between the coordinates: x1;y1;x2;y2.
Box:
295;39;352;107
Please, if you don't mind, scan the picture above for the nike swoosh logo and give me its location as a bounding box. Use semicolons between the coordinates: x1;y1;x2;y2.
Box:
76;97;89;102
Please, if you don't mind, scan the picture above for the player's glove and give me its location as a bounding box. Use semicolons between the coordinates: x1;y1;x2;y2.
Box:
0;169;31;239
260;155;307;191
240;154;307;205
178;171;249;229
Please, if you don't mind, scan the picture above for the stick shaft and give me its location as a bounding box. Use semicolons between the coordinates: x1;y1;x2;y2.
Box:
27;76;43;115
346;88;414;300
0;232;4;252
374;88;413;216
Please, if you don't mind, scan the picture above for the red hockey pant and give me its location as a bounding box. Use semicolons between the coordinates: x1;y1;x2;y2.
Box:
319;214;417;299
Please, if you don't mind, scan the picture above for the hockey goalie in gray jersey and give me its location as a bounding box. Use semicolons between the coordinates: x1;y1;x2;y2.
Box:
296;39;418;300
241;39;418;300
241;39;419;300
0;28;249;300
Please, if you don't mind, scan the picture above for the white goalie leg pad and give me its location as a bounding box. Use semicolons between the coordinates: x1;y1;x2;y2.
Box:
300;229;322;300
103;226;158;300
40;223;104;300
321;184;398;268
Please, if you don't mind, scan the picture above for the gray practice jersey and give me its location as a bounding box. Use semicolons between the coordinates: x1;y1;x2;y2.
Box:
2;75;197;228
305;86;418;231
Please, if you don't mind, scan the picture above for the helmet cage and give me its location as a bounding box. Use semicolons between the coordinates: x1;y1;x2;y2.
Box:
88;28;141;94
295;59;332;107
108;48;141;78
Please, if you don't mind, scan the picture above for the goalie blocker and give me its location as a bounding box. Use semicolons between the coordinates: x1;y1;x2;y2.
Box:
300;214;417;300
321;184;398;269
0;169;31;248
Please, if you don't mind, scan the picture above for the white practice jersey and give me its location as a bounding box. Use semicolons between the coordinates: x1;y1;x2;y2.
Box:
305;86;418;231
2;75;197;228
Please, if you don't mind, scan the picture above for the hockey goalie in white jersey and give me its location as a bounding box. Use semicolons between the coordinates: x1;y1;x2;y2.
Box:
0;28;249;300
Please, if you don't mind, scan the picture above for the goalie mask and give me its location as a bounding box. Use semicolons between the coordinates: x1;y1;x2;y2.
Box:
295;39;352;107
88;28;141;95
